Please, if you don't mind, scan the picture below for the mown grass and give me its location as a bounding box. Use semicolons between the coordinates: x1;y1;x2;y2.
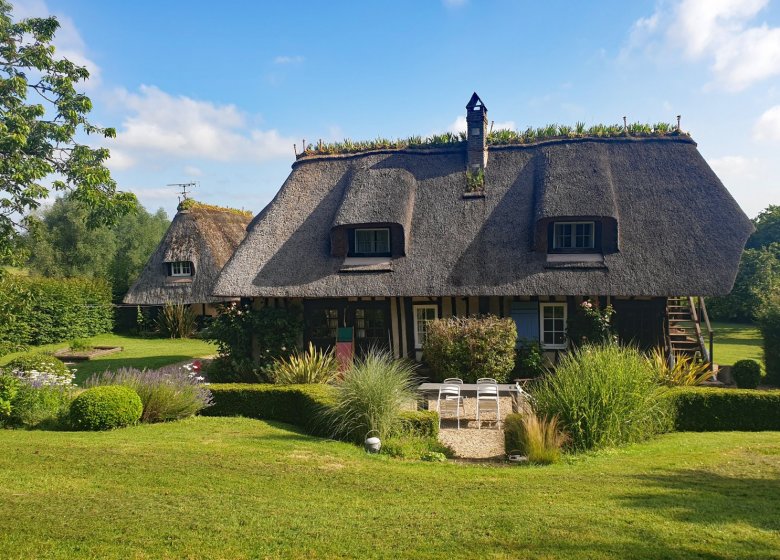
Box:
0;333;216;384
712;321;764;366
0;418;778;559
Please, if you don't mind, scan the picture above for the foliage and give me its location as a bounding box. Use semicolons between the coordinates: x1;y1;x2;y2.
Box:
532;344;673;451
423;315;516;383
648;348;713;386
567;300;616;346
0;373;19;422
380;434;451;460
85;364;213;423
707;243;780;322
465;167;485;192
156;303;197;339
202;383;336;436
5;382;73;429
504;412;567;464
204;302;303;374
268;342;340;385
0;275;113;353
0;2;136;266
23;195;169;302
324;349;419;443
178;198;252;217
205;356;265;384
746;204;780;249
514;340;546;379
731;359;764;389
298;123;686;158
4;352;72;382
758;299;780;386
69;385;143;430
69;338;91;351
667;387;780;431
398;409;439;439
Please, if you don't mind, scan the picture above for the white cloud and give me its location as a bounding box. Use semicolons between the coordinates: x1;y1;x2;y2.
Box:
184;165;203;177
708;154;760;180
753;105;780;140
106;85;296;169
273;55;305;64
626;0;780;91
13;0;101;87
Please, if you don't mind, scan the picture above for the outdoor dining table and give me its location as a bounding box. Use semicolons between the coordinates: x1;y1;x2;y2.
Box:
417;382;530;413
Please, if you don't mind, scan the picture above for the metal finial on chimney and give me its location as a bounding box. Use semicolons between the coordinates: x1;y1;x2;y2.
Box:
677;115;681;131
623;116;627;132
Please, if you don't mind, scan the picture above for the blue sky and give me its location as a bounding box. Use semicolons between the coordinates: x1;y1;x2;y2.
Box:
16;0;780;218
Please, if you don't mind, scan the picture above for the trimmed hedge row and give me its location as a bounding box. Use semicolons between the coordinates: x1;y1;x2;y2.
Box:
203;383;336;436
203;383;438;439
0;275;113;351
666;387;780;431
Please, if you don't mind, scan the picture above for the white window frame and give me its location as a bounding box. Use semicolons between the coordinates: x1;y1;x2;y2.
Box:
539;302;568;350
170;261;192;277
553;221;595;250
413;304;438;350
354;228;390;255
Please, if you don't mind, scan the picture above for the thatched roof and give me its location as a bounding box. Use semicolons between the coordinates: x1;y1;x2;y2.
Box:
124;203;252;305
214;136;752;298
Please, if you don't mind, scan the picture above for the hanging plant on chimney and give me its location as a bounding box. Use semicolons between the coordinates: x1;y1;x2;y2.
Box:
465;168;485;193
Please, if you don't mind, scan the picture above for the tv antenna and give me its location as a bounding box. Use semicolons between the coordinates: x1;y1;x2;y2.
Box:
168;182;198;204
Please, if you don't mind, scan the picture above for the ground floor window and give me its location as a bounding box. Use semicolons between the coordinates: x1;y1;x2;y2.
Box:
540;302;567;349
413;305;438;349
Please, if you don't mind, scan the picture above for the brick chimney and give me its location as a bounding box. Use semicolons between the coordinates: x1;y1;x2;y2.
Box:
466;92;488;170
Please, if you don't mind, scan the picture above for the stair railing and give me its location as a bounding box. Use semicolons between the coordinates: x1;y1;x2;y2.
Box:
699;297;714;371
687;296;711;366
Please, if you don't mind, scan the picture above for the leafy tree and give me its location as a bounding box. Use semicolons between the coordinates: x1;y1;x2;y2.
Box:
0;1;135;265
25;195;169;301
707;243;780;322
747;205;780;249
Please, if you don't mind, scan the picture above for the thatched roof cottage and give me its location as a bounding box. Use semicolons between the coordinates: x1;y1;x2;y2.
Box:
124;201;252;314
214;94;752;362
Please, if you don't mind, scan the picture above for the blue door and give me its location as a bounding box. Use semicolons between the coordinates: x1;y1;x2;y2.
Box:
511;302;540;347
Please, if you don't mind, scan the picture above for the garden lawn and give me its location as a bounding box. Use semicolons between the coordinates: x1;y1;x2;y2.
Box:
0;333;216;384
712;321;764;366
1;418;778;560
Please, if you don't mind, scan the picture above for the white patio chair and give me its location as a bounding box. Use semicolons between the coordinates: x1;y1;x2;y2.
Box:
476;377;497;384
442;378;465;408
476;381;500;429
436;383;463;430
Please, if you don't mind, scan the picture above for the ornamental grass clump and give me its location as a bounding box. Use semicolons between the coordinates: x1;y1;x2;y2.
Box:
85;364;213;423
532;344;673;452
324;349;418;443
648;348;714;386
268;343;340;385
504;412;567;465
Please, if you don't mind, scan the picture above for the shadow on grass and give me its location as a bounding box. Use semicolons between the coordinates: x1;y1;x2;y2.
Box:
620;469;780;533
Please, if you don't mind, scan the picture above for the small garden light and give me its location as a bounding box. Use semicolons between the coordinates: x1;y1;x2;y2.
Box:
364;430;381;454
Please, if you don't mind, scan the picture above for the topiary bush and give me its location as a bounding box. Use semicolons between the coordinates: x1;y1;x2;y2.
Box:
423;315;516;383
531;344;673;451
69;386;143;431
732;359;763;389
759;300;780;386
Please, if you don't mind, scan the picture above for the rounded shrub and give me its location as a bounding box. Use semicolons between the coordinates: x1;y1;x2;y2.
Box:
69;386;143;430
6;353;71;377
732;359;763;389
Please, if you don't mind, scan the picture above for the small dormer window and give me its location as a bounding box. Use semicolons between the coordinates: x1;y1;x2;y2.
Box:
169;261;193;277
552;222;595;251
352;228;390;257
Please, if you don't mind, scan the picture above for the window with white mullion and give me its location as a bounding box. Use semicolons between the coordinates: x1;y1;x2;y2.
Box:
354;228;390;255
553;221;594;250
413;304;438;349
169;261;192;277
540;303;567;349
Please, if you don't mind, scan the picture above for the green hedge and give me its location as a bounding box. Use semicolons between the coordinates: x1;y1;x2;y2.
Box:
667;387;780;431
0;275;113;351
204;384;439;440
398;410;439;439
203;384;337;436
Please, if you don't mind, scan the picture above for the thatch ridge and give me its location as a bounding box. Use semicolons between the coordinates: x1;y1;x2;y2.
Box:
124;205;252;305
214;138;752;299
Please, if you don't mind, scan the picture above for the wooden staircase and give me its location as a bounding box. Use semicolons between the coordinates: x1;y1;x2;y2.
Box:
666;296;712;365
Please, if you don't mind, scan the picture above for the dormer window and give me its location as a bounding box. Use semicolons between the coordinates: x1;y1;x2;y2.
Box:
168;261;193;277
351;228;391;257
553;222;594;250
